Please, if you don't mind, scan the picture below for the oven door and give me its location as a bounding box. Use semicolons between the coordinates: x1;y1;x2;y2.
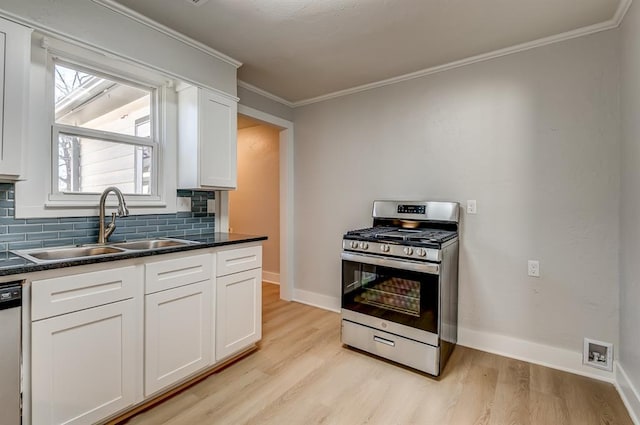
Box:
341;252;439;335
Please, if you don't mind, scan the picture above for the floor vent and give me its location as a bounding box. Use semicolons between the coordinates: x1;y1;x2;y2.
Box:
583;338;613;371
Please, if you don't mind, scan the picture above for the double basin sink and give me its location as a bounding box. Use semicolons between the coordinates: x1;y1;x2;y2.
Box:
13;238;200;264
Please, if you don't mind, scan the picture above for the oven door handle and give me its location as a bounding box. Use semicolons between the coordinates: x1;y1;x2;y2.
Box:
341;252;440;275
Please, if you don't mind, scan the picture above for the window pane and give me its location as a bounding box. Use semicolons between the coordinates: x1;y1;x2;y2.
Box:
57;133;152;195
54;63;152;137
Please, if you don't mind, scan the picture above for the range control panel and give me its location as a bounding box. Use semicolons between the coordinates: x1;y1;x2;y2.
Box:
397;205;426;215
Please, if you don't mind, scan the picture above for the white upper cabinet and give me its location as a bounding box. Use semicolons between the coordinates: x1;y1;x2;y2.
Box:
0;17;31;180
178;86;238;190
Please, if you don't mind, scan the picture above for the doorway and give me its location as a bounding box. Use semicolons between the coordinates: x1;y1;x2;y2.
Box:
230;115;281;285
217;105;294;301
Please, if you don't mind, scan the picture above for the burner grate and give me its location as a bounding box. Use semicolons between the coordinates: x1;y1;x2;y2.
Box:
345;225;457;245
346;226;397;238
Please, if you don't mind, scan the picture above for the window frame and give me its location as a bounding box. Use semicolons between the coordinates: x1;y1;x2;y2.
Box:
44;50;169;207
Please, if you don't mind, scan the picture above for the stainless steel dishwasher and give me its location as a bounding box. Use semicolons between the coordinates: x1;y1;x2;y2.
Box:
0;281;22;425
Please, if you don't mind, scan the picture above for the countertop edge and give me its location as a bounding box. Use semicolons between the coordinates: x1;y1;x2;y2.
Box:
0;234;267;278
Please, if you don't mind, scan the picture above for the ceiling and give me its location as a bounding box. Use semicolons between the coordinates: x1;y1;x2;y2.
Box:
113;0;624;104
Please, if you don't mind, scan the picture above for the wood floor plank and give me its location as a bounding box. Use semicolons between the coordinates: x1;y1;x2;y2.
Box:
530;390;571;425
447;363;499;425
488;357;531;425
124;283;634;425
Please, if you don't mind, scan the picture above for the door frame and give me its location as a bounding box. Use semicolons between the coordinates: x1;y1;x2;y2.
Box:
216;105;294;301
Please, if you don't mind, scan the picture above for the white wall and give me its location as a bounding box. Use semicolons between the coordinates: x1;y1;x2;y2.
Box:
237;85;294;122
619;0;640;421
0;0;237;96
293;30;620;375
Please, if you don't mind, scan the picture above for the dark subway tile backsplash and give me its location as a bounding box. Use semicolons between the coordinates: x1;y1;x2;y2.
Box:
0;184;215;251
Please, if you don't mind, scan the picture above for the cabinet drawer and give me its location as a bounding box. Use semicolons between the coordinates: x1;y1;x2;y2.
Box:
32;266;139;321
341;320;438;375
145;253;212;294
216;246;262;277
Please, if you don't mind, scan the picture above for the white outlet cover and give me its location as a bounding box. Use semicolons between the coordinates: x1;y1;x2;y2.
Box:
207;199;216;214
177;197;191;212
527;260;540;277
466;200;477;214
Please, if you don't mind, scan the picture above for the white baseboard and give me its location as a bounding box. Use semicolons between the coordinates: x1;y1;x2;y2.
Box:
615;363;640;425
262;271;280;285
292;289;340;313
457;326;615;383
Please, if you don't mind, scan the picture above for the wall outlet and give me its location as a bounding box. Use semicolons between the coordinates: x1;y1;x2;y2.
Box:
207;199;216;214
466;200;477;214
527;260;540;277
583;338;613;371
177;196;191;212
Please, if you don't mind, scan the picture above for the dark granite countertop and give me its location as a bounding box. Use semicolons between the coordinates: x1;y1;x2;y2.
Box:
0;232;267;277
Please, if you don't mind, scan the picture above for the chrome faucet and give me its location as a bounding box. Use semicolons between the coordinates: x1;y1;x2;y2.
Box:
98;187;129;244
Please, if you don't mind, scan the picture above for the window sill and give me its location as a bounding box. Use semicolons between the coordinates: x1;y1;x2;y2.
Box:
45;199;167;209
47;192;164;206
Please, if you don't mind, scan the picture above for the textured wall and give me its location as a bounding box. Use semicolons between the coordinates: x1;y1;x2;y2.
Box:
0;0;237;96
230;125;280;274
619;0;640;415
237;85;294;122
293;31;620;357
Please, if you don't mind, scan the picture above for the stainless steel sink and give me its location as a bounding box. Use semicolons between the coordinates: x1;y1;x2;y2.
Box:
12;238;200;264
15;246;126;263
111;239;194;250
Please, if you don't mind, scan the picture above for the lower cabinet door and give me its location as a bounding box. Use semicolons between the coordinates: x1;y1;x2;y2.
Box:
144;281;212;396
31;299;140;425
216;268;262;361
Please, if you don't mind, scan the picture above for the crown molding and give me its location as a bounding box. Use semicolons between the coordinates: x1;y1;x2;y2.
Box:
237;80;295;108
614;0;634;25
290;0;633;107
185;0;633;109
92;0;242;68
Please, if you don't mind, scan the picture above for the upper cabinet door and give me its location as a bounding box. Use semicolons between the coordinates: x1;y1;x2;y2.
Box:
0;18;31;180
199;90;237;189
178;86;238;190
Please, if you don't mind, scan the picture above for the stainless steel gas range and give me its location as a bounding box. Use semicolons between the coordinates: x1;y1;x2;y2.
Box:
341;200;459;376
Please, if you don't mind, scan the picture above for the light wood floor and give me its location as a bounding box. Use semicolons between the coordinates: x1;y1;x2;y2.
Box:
126;283;633;425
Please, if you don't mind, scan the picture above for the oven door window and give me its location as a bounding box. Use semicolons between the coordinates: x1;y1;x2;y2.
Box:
342;260;438;334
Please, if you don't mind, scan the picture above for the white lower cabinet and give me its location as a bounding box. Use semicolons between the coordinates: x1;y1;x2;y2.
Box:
28;244;262;425
31;299;140;425
216;268;262;361
144;281;212;396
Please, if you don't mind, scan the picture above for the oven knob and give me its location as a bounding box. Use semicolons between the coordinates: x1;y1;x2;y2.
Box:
359;242;369;250
350;241;359;249
380;244;390;253
416;248;427;257
403;247;414;255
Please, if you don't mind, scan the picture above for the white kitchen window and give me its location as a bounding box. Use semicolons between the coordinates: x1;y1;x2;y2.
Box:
14;35;178;218
52;61;158;197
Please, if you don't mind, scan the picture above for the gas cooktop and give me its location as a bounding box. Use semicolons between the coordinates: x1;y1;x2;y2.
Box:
345;226;457;245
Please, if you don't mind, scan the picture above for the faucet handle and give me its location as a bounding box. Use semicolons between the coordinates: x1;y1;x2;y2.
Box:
105;212;117;239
